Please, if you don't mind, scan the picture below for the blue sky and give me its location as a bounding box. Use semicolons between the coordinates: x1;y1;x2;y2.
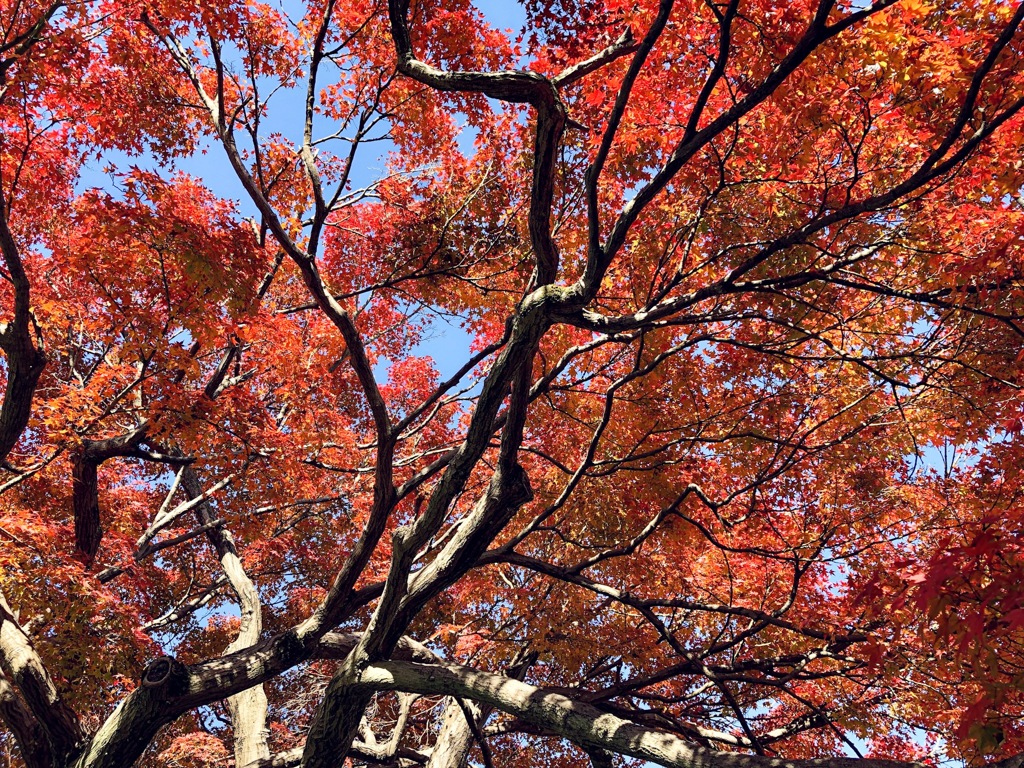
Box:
478;0;526;30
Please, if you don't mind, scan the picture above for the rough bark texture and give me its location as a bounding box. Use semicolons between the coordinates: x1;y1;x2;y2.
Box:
4;3;1024;768
423;700;475;768
423;699;479;768
0;673;51;768
358;660;939;768
0;594;84;766
425;650;535;768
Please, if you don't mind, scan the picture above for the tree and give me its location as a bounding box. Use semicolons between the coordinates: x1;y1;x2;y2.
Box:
0;0;1023;766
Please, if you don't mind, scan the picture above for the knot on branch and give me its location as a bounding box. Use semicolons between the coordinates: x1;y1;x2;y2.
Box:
274;629;307;664
142;656;189;697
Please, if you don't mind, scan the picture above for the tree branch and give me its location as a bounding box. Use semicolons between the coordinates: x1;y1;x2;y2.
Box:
72;631;435;768
177;463;270;767
72;423;149;560
0;593;84;766
0;672;51;768
355;659;987;768
0;202;45;465
387;0;566;285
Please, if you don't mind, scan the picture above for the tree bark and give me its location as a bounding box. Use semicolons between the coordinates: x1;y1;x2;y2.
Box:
0;672;51;768
425;649;534;768
0;593;83;767
357;660;953;768
178;465;271;768
0;205;45;465
424;699;481;768
72;425;150;561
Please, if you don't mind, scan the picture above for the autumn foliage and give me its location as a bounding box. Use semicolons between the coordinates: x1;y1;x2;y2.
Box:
1;1;1024;767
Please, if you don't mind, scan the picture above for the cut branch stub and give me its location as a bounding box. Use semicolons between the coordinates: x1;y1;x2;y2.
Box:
141;656;189;696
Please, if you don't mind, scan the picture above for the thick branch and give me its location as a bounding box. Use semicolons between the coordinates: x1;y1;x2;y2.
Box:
425;649;533;768
388;0;565;284
0;205;45;465
178;464;270;767
0;672;51;768
424;698;484;768
72;424;149;560
73;631;433;768
0;593;84;766
300;290;551;766
356;660;977;768
245;741;428;768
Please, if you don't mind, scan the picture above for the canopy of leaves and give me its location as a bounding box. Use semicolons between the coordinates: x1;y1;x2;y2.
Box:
0;1;1023;768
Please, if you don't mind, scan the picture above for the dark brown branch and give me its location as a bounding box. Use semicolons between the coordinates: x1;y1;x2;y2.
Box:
583;0;675;283
583;0;902;293
72;424;149;560
145;20;400;642
0;3;63;464
0;204;45;465
388;0;566;285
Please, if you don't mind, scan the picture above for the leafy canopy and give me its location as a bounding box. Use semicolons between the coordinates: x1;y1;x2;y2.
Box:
1;1;1024;767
